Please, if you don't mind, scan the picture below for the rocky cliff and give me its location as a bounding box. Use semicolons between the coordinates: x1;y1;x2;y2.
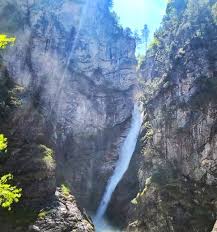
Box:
127;0;217;231
0;59;94;231
0;0;137;229
1;0;216;231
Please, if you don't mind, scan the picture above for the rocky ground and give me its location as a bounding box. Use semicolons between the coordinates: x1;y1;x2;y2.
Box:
29;189;94;232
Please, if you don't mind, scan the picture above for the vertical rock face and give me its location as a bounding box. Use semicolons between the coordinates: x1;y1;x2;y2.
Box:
127;0;217;231
0;62;94;231
2;0;217;231
0;0;137;212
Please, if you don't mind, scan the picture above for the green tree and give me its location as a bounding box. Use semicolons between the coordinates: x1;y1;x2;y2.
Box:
149;36;160;49
0;174;22;210
141;24;150;52
108;0;114;8
134;30;142;46
61;184;70;197
0;133;22;210
0;134;7;152
124;27;133;37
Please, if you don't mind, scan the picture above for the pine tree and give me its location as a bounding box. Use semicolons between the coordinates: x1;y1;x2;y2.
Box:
141;24;150;52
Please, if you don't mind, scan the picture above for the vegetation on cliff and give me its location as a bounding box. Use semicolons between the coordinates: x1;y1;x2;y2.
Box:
0;134;7;152
128;0;217;231
0;0;216;231
0;174;22;210
0;35;22;211
0;135;22;210
0;34;16;49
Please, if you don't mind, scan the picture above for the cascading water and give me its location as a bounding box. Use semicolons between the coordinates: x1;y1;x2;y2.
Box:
94;103;144;229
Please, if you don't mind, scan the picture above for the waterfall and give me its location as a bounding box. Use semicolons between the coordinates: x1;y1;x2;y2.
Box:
94;103;144;225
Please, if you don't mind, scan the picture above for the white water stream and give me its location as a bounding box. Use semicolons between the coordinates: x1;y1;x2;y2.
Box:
94;103;144;230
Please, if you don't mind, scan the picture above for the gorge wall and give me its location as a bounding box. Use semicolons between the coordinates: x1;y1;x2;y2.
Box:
0;0;217;231
126;0;217;231
0;0;137;230
0;52;94;231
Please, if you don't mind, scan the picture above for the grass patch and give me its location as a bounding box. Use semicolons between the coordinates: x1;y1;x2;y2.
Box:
61;184;70;197
38;209;48;219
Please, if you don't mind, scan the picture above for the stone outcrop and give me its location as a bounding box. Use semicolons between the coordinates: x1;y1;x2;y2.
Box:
29;189;94;232
127;0;217;231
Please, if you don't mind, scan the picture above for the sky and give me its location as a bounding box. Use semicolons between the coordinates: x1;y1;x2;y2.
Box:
112;0;167;54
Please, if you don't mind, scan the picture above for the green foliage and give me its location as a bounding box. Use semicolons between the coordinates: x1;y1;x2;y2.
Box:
142;147;155;157
124;27;133;38
39;145;54;167
61;184;70;197
0;134;7;152
149;37;160;49
0;34;16;49
144;121;154;140
140;176;152;196
131;176;152;204
133;30;142;46
0;33;20;112
131;197;138;205
0;174;22;210
0;78;22;116
38;210;47;219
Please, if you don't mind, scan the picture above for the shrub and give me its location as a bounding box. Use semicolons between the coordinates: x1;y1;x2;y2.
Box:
38;210;47;219
0;174;22;210
149;37;160;49
61;184;70;197
0;34;16;49
0;134;7;152
131;197;138;205
144;121;154;140
39;145;54;167
0;35;21;211
131;177;152;204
